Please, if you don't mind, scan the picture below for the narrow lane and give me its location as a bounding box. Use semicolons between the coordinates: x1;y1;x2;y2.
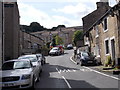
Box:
35;50;119;89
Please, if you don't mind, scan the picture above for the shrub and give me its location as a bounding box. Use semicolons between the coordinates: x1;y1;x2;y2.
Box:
41;46;50;56
105;55;112;67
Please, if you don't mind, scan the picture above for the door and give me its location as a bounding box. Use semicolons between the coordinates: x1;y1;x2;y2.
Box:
111;39;115;61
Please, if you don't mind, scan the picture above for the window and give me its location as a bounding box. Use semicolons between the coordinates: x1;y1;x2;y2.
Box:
95;26;99;37
96;45;100;57
4;4;14;7
105;39;109;54
103;18;108;31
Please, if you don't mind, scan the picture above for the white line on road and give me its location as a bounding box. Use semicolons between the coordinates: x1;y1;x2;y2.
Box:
83;66;120;80
56;68;61;74
70;56;120;80
62;76;72;88
70;56;77;64
56;68;72;88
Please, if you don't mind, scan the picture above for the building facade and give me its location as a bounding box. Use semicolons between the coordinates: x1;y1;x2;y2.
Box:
4;2;20;60
83;1;120;66
19;29;44;55
32;26;83;47
0;1;3;65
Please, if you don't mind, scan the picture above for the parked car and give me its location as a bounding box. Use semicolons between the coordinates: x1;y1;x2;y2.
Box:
67;44;73;50
49;47;61;56
77;51;96;66
0;59;40;89
18;54;42;74
36;54;46;65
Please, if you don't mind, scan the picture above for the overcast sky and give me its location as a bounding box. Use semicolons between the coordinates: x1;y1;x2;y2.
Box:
18;0;116;28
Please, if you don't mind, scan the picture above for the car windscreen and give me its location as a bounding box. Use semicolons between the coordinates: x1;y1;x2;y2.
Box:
19;56;37;62
2;61;31;70
52;48;58;50
82;52;89;57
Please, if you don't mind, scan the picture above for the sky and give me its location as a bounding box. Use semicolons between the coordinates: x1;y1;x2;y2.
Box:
17;0;117;29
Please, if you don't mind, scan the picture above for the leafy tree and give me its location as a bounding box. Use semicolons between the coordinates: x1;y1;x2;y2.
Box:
57;25;66;28
72;30;83;46
55;35;63;45
51;35;56;47
30;22;44;32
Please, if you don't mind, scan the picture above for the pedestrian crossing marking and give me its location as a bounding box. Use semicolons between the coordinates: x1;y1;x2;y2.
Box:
56;68;93;73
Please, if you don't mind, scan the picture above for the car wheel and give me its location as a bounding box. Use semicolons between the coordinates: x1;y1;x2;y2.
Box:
31;76;35;89
80;61;83;66
44;60;46;64
37;72;41;82
41;61;44;65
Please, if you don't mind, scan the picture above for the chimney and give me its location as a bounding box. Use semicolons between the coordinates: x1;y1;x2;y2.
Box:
96;0;109;9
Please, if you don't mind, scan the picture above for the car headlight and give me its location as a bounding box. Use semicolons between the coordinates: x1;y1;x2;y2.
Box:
21;74;31;80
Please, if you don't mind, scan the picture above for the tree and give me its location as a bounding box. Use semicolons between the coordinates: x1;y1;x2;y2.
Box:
72;30;83;46
55;35;63;45
30;22;44;32
51;35;56;47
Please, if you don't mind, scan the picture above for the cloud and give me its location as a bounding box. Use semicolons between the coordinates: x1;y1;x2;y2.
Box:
18;0;115;28
18;3;49;25
18;0;99;3
53;3;95;18
18;2;84;28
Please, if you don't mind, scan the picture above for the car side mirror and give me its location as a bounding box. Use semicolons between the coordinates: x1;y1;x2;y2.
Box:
32;64;37;68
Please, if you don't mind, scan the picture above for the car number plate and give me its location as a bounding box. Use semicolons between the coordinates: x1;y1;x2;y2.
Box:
3;83;14;87
88;61;93;63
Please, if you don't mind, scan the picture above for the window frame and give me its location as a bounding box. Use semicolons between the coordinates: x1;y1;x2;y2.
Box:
103;18;108;32
104;38;110;55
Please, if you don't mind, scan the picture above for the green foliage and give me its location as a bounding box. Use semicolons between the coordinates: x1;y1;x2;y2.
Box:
41;46;50;56
30;22;44;32
55;35;63;45
51;35;56;47
20;22;47;32
72;30;83;46
105;55;112;67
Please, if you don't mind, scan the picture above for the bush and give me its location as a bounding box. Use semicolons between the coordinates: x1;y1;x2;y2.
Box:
41;46;50;56
105;55;112;67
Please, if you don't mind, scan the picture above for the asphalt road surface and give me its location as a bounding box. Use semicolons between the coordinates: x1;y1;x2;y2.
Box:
35;50;120;89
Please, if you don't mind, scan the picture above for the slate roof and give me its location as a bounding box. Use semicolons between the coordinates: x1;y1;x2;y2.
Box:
82;2;111;32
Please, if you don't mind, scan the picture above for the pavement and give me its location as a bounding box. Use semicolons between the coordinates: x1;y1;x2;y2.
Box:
70;55;120;76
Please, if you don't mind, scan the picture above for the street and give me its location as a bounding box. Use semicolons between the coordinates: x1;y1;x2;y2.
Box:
35;50;119;89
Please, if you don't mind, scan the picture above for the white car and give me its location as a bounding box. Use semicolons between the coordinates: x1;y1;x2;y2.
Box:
49;47;61;56
0;59;40;89
18;54;42;72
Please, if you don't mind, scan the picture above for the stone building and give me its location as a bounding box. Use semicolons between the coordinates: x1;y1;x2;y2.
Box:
19;29;44;55
32;26;83;47
0;1;3;64
4;2;20;60
83;1;120;66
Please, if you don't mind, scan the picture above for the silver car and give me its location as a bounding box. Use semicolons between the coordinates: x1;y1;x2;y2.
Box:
49;47;61;56
18;54;42;72
0;59;39;89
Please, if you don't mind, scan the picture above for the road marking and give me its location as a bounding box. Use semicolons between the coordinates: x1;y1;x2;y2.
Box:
62;76;72;88
56;68;77;73
56;68;61;74
83;66;120;80
56;68;72;88
70;56;120;80
70;56;77;64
